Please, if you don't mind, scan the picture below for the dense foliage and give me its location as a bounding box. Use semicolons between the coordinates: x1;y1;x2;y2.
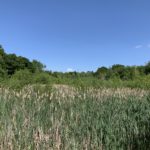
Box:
0;45;45;76
1;45;150;89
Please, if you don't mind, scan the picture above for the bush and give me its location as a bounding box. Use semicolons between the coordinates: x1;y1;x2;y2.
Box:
0;67;7;78
33;72;51;84
8;69;33;88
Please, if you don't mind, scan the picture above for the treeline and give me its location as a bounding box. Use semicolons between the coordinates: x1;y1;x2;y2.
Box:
46;64;145;81
0;45;45;77
47;62;150;81
1;45;150;88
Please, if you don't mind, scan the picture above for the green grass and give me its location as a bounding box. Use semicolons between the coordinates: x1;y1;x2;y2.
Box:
0;86;150;149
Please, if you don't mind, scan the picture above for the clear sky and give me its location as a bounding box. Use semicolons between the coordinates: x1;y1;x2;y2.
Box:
0;0;150;72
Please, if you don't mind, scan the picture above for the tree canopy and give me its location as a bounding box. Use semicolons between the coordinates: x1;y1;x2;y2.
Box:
0;46;45;77
0;45;150;82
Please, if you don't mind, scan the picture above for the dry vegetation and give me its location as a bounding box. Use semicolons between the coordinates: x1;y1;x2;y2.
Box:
0;85;150;149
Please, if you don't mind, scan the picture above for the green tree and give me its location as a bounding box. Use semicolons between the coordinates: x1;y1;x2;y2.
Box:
32;60;46;73
5;54;18;75
144;61;150;75
0;46;6;70
95;67;108;80
17;56;33;71
111;64;125;79
0;45;6;57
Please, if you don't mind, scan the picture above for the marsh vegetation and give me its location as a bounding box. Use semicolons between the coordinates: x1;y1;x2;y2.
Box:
0;85;150;149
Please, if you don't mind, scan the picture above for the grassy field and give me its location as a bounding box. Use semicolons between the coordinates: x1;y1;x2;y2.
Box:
0;85;150;149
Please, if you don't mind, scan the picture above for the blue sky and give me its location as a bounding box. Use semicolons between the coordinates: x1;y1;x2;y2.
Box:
0;0;150;72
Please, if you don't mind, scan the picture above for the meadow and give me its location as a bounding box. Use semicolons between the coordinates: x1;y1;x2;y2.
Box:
1;85;150;149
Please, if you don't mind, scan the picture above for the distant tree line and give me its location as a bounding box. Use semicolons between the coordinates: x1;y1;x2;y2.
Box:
47;63;150;81
1;45;150;81
94;65;145;80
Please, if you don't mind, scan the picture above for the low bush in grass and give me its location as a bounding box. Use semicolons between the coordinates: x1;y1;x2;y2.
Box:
8;69;33;89
33;72;51;84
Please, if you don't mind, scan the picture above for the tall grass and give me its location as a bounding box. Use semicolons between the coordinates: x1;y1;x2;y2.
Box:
0;85;150;149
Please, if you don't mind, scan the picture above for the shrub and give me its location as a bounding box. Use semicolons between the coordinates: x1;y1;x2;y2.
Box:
33;72;51;84
9;69;33;88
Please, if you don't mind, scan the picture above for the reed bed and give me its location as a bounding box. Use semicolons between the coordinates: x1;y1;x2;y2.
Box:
0;85;150;149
